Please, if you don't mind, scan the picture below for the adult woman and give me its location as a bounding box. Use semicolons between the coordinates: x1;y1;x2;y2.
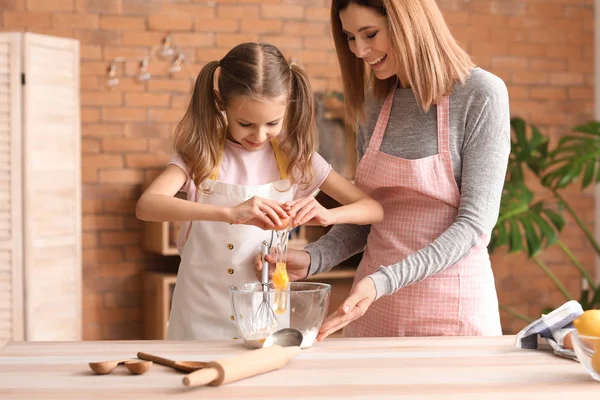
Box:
258;0;510;340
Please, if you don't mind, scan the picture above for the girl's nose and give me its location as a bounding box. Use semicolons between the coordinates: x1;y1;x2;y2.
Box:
254;128;268;143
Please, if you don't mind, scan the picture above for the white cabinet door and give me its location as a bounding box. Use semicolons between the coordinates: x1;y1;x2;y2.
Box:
22;33;81;341
0;32;24;342
0;32;82;342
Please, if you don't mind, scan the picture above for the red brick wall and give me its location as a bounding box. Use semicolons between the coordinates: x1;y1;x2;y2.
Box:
1;0;594;339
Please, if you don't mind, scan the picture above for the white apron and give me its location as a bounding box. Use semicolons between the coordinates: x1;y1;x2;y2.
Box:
167;138;293;340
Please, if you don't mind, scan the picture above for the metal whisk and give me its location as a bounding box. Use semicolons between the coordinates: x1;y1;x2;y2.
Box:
251;241;278;333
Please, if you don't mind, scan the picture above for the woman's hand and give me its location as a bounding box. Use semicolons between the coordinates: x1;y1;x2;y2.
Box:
228;196;288;230
254;248;311;282
316;276;377;341
284;196;335;228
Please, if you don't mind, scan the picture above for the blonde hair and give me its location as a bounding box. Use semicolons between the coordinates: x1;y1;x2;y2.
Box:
331;0;475;124
174;43;317;190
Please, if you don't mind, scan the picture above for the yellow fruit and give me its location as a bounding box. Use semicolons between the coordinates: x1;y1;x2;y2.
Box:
593;350;600;374
573;310;600;337
272;262;289;291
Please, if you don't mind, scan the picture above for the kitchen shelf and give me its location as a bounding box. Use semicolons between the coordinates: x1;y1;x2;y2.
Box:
142;221;180;256
141;190;185;256
306;269;357;281
142;272;177;340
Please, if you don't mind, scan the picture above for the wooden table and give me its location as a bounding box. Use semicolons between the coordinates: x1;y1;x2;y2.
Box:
0;336;598;399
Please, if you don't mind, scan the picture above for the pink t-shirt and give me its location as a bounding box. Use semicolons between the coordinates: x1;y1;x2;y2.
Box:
169;139;332;252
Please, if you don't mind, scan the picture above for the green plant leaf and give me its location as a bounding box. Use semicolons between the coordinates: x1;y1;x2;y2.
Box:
529;213;558;246
559;162;582;187
590;285;600;309
540;208;565;231
491;181;564;256
508;118;550;179
519;216;541;256
519;218;542;257
530;125;549;158
579;289;590;309
489;219;509;253
496;118;600;313
582;159;595;188
508;220;523;253
573;121;600;136
512;117;526;147
544;127;600;189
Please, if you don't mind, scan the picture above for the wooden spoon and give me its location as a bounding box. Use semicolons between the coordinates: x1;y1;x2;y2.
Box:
124;360;153;375
89;359;152;375
137;352;207;373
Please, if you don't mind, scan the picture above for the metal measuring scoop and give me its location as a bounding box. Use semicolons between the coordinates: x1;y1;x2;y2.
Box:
262;328;303;348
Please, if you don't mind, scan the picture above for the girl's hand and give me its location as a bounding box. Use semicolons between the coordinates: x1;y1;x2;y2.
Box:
316;276;377;341
254;248;311;282
228;196;288;230
284;197;335;227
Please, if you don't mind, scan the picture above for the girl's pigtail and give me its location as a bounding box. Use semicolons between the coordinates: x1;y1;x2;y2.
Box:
173;61;226;187
283;64;317;189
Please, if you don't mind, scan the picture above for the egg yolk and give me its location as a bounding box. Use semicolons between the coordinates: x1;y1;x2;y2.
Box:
272;262;289;314
272;262;289;291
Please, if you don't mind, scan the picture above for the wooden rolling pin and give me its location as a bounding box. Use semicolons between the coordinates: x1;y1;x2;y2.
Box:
182;345;301;388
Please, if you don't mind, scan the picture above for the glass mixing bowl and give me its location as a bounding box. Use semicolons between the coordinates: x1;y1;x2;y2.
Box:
229;282;331;349
571;332;600;382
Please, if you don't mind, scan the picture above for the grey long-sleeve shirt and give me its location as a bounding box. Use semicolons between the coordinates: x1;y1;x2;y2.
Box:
305;68;511;299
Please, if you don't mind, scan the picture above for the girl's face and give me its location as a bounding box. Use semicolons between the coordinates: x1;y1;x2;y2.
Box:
339;3;397;80
224;95;287;151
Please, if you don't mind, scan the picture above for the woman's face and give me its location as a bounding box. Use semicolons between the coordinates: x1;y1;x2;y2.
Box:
339;3;397;80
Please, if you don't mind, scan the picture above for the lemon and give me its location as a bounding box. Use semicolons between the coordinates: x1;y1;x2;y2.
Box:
573;309;600;337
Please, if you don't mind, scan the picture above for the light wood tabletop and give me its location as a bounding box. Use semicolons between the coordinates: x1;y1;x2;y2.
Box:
0;335;597;399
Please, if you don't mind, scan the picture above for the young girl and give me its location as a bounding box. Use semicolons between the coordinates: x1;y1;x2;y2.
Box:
136;42;383;341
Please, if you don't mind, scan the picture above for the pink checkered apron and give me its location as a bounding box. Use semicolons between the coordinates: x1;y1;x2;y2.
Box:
344;86;502;337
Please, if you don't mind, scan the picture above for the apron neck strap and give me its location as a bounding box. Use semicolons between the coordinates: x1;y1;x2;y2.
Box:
369;84;397;151
436;96;450;155
270;138;289;180
207;138;289;181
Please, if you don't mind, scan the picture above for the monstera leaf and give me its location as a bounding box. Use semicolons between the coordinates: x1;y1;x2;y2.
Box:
543;121;600;189
489;181;565;257
579;285;600;310
508;117;550;183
